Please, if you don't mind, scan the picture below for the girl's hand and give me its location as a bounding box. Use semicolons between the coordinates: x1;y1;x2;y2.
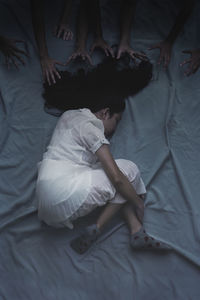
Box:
53;24;73;41
148;40;172;69
90;38;114;57
40;56;65;85
0;36;28;69
180;49;200;76
66;48;93;65
117;42;147;63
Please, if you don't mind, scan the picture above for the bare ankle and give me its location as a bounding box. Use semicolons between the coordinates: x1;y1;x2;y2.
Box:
96;223;102;231
130;224;142;235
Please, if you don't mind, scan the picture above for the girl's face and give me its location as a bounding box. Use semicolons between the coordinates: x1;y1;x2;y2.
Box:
95;108;123;138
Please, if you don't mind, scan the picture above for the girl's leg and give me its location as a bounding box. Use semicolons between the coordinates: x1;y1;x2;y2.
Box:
122;202;142;235
96;203;124;230
70;196;125;254
122;203;171;250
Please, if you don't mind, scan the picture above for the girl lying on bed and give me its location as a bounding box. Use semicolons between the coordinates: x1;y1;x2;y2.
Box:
35;57;170;254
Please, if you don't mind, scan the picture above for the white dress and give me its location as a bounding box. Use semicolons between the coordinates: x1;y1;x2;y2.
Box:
35;108;146;229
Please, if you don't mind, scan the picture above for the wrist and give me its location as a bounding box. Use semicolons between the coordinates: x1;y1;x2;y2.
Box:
119;38;129;47
76;41;86;51
164;37;174;45
94;34;103;41
59;17;69;27
39;52;49;60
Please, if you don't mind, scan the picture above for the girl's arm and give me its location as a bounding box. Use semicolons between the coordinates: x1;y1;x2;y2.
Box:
96;144;144;223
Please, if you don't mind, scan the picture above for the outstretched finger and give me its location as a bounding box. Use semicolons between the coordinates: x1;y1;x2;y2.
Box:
53;68;61;80
86;54;93;65
129;53;136;64
10;56;19;69
164;56;170;69
65;55;75;65
191;63;200;74
53;26;58;36
63;31;68;41
104;48;109;57
49;70;56;84
136;52;148;59
67;31;72;41
14;39;26;45
184;65;193;76
157;53;164;65
116;50;122;59
180;59;191;67
13;47;29;58
65;31;70;41
12;52;26;65
55;60;66;67
45;70;51;86
57;28;63;39
134;53;147;61
108;47;115;58
90;44;96;55
186;62;198;76
5;56;10;69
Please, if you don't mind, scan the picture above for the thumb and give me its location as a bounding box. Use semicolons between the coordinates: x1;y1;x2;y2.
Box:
55;61;65;66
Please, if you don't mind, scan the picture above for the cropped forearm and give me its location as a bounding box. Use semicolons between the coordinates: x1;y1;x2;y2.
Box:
165;0;194;44
119;0;137;44
76;1;88;49
31;0;48;57
59;0;73;25
88;0;103;38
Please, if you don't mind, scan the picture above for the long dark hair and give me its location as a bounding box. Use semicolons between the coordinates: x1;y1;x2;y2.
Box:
43;56;152;116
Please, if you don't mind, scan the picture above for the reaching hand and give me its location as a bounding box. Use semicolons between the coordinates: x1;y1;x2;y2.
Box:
180;49;200;76
90;38;114;57
148;40;172;69
116;43;147;63
66;48;93;65
0;36;28;69
40;56;65;85
53;24;73;41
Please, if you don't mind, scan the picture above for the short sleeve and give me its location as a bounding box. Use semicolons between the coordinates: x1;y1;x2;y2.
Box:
80;121;110;154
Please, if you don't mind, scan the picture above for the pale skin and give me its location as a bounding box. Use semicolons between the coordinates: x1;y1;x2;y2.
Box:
117;0;147;62
54;0;73;41
0;35;28;69
31;0;65;85
180;49;200;76
148;0;195;69
66;0;93;65
93;108;144;235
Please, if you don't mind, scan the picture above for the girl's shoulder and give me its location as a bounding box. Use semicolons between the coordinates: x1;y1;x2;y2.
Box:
61;108;104;130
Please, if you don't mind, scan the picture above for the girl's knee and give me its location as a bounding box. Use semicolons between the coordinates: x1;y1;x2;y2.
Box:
115;159;140;182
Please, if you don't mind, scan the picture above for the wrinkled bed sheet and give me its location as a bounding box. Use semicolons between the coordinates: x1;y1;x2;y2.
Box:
0;0;200;299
